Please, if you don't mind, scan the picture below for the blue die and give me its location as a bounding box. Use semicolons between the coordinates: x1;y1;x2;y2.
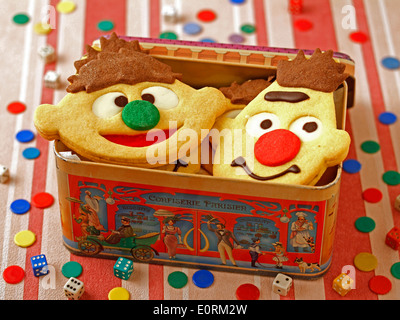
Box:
30;254;49;277
113;257;134;280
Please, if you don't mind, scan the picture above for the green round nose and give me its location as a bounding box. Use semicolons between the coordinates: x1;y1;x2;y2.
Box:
121;100;160;131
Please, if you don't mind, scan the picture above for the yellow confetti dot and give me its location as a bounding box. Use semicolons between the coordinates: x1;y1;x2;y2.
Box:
108;287;130;300
34;22;52;35
56;1;76;14
14;230;36;248
354;252;378;272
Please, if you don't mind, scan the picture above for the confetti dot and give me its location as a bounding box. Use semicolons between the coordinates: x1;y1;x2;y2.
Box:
343;159;362;174
97;20;114;32
241;24;256;34
14;230;36;248
200;38;216;43
228;33;245;43
10;199;31;215
382;170;400;186
294;19;313;31
192;270;214;288
159;31;178;40
361;140;380;154
22;147;40;160
197;9;216;22
34;22;52;35
108;287;130;300
3;266;25;284
355;216;375;233
381;57;400;70
168;271;188;289
368;275;392;295
183;22;202;35
16;130;35;143
56;0;76;14
62;261;83;278
390;262;400;279
362;188;382;203
13;13;30;25
349;31;368;43
230;0;246;4
31;192;54;208
7;101;26;114
378;112;397;125
354;252;378;272
236;283;260;300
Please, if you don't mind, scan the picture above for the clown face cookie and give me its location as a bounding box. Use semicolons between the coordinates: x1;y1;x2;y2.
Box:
34;33;227;171
212;49;351;185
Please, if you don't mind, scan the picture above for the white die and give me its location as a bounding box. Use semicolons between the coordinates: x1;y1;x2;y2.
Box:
64;277;84;300
272;273;293;296
44;70;61;89
38;44;56;64
0;165;9;183
162;5;179;23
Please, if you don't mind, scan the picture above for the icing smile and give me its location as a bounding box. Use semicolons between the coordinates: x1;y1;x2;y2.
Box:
103;128;177;148
231;156;300;181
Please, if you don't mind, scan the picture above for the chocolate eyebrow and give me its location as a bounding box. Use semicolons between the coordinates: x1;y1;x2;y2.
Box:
264;91;310;103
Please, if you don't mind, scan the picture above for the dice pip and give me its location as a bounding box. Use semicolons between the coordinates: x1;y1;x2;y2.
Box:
64;277;84;300
385;227;400;250
332;273;353;297
113;257;134;280
0;165;9;183
30;254;49;277
272;273;293;296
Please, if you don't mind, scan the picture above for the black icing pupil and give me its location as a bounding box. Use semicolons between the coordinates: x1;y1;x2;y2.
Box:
114;96;128;108
303;122;318;133
260;119;273;130
141;93;155;104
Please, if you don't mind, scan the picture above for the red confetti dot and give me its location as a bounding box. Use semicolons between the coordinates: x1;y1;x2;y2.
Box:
3;265;25;284
368;275;392;295
294;19;313;31
31;192;54;209
197;9;217;22
362;188;383;203
236;283;260;300
7;101;26;114
350;31;368;43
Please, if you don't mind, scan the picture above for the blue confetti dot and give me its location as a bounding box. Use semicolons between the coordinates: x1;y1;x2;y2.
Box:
200;38;216;43
192;270;214;288
16;130;35;143
378;112;397;125
381;57;400;70
183;22;202;35
10;199;31;214
343;159;362;174
22;147;40;159
230;0;246;4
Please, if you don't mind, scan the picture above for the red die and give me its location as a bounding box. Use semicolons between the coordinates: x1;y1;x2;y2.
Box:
386;227;400;250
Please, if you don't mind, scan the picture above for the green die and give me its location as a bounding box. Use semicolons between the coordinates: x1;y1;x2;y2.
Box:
113;257;134;280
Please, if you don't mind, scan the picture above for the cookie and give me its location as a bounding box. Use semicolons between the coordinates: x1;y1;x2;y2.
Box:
212;49;351;185
34;33;227;171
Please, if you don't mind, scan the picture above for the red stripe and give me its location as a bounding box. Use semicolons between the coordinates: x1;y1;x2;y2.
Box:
149;264;164;300
352;0;400;228
149;0;160;38
253;0;268;46
23;0;60;300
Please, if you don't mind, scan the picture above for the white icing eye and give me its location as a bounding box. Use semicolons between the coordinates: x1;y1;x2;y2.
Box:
141;86;179;110
245;112;281;137
92;92;128;118
289;116;323;142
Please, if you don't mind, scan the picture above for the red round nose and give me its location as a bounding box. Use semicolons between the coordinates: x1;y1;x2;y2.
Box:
254;129;301;167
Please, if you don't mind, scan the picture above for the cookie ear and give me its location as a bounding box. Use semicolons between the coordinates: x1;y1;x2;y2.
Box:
34;103;63;140
324;129;351;167
195;87;228;117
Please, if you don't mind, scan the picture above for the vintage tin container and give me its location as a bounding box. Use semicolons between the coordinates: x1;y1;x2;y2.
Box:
54;37;355;278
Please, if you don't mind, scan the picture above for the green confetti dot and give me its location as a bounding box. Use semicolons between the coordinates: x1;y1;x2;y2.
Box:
13;13;30;25
168;271;188;289
97;20;114;32
61;261;83;278
391;262;400;279
159;31;178;40
355;216;375;233
382;170;400;186
361;140;380;154
241;24;256;34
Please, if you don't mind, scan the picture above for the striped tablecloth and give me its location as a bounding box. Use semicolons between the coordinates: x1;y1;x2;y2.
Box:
1;0;399;300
